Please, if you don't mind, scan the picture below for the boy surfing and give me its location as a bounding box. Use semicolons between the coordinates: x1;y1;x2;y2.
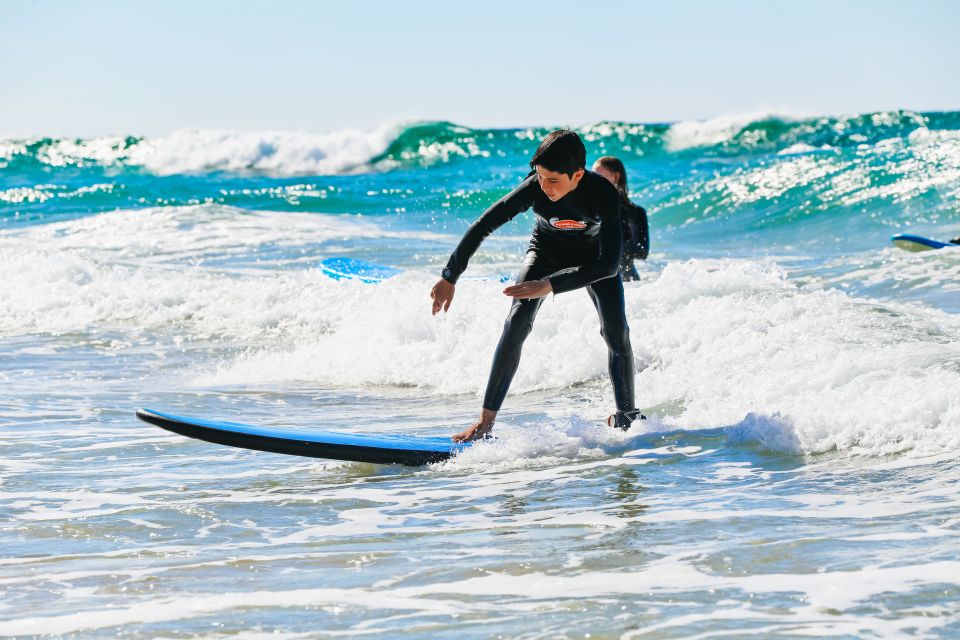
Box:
430;130;642;442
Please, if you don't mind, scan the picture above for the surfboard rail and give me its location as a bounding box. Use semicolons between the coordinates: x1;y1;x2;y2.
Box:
136;408;464;465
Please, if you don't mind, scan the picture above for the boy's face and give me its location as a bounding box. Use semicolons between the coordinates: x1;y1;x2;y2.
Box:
535;166;585;201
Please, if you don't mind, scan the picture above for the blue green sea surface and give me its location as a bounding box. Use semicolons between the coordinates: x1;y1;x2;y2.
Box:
2;111;960;638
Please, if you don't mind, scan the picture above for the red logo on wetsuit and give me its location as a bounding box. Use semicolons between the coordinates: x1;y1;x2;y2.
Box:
549;217;587;230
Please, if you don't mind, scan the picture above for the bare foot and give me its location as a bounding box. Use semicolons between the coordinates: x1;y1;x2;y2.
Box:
452;408;497;442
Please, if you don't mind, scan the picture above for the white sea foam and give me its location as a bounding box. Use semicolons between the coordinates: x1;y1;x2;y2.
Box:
810;248;960;309
777;142;831;155
0;205;447;338
7;557;958;635
34;135;136;167
212;253;960;458
2;203;444;258
127;124;404;175
2;208;958;460
664;111;807;151
15;123;408;176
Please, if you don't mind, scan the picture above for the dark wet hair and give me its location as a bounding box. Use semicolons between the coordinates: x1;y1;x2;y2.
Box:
530;130;586;177
595;156;629;199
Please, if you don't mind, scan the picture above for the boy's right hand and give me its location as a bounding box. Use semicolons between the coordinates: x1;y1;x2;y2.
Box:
430;278;455;315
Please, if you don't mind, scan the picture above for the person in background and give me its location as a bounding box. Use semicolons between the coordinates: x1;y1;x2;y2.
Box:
592;156;649;281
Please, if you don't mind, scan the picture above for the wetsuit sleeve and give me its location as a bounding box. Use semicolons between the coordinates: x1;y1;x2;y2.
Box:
621;199;639;258
621;200;649;261
636;204;649;260
441;175;537;284
548;182;623;294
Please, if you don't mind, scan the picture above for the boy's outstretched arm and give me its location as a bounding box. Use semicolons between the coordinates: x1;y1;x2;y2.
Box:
439;175;537;287
430;175;536;314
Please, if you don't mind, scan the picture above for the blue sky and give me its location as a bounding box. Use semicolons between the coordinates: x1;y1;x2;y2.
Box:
2;0;958;137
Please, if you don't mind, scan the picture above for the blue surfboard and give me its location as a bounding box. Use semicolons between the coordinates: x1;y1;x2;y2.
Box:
321;256;512;284
320;257;402;283
891;233;959;252
136;408;468;465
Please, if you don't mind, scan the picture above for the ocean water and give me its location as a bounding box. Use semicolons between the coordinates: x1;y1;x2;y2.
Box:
2;110;960;638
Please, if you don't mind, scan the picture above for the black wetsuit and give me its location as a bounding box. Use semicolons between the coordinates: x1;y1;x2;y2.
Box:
441;171;637;416
619;199;649;281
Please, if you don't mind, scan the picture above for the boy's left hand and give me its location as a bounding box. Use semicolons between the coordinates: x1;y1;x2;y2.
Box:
503;279;552;299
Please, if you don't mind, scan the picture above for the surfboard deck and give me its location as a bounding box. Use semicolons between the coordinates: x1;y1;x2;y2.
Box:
136;408;467;465
891;233;959;252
